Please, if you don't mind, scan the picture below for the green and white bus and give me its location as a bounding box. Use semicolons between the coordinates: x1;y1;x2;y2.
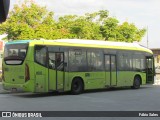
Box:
2;39;155;94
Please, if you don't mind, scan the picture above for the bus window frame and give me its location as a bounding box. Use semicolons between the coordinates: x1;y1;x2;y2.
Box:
87;49;105;72
4;43;29;65
34;45;47;67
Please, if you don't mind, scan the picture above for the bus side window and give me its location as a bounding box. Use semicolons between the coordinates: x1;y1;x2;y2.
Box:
87;50;103;71
55;53;64;71
48;53;55;69
69;49;87;72
35;46;47;67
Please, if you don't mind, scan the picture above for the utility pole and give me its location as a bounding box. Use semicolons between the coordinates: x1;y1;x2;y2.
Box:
147;26;149;48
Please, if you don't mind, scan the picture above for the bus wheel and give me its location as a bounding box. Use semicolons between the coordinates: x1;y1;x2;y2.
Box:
71;78;83;95
131;76;141;89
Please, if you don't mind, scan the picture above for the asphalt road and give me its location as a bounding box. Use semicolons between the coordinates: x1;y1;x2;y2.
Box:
0;83;160;120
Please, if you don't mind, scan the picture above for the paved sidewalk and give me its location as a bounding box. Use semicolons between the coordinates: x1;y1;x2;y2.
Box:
154;74;160;85
154;80;160;85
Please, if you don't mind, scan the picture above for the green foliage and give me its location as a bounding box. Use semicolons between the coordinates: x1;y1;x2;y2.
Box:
117;22;146;42
101;17;119;40
0;1;146;42
0;0;56;40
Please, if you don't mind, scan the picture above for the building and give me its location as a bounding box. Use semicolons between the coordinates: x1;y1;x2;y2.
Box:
151;48;160;84
151;48;160;67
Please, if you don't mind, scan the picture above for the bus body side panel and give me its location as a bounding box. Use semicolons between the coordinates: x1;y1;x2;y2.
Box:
34;63;49;93
64;72;69;91
67;72;106;91
117;71;135;87
84;72;105;90
48;69;56;91
23;60;35;92
105;71;110;87
116;71;146;87
141;72;147;85
24;43;36;92
33;44;49;93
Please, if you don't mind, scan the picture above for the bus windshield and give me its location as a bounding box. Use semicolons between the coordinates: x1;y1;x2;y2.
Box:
4;43;28;65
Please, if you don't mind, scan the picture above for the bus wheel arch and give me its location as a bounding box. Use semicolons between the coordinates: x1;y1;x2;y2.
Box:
131;75;141;89
71;77;84;95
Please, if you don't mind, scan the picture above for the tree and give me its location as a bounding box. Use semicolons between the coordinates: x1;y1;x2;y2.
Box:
117;22;146;42
0;0;57;40
69;16;102;39
98;10;109;21
57;14;103;39
0;1;146;42
100;17;119;40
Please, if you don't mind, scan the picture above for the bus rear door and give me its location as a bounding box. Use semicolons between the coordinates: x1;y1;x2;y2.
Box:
105;55;117;86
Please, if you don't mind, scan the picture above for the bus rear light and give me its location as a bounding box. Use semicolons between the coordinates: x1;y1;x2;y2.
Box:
25;64;30;82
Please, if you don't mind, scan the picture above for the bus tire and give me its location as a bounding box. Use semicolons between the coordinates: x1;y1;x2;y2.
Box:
71;78;84;95
131;76;141;89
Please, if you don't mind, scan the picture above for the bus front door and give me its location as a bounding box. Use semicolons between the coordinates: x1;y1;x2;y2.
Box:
146;56;155;84
48;52;64;92
105;55;117;86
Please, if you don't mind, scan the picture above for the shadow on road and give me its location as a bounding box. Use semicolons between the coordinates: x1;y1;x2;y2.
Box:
6;84;155;98
10;91;71;98
83;85;154;94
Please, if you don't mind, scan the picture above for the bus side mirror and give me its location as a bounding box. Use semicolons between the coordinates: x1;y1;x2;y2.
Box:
0;0;10;23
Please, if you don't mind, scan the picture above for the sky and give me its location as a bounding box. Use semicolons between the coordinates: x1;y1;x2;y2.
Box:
9;0;160;48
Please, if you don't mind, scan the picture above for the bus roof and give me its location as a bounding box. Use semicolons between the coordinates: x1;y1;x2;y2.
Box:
5;40;32;44
6;39;153;54
50;39;152;54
